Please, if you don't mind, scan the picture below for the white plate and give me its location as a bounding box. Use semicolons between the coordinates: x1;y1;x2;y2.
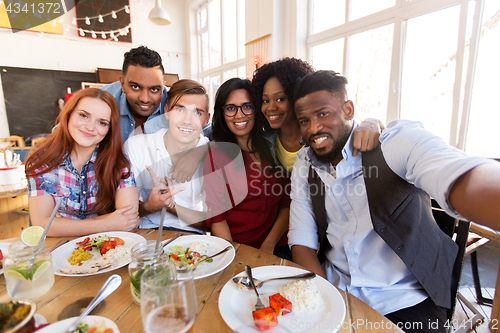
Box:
0;242;11;275
163;234;235;280
219;266;346;333
52;232;146;277
36;315;120;333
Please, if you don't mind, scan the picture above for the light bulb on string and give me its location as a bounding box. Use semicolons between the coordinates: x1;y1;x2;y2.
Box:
112;11;117;19
101;32;106;38
113;37;118;42
79;28;85;36
85;16;90;25
124;5;130;14
110;31;115;38
91;31;97;38
125;26;130;33
98;15;103;23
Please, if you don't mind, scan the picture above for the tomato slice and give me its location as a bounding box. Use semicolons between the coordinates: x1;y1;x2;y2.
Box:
109;237;125;246
88;328;97;333
76;237;90;245
171;254;179;261
100;240;117;255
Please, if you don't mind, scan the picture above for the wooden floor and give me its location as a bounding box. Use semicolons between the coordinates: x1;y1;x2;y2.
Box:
453;287;495;333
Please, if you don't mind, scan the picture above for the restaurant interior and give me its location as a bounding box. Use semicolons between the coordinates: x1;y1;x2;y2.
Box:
1;0;500;332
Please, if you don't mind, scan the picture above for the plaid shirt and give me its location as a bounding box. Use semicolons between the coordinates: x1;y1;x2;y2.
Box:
28;148;136;219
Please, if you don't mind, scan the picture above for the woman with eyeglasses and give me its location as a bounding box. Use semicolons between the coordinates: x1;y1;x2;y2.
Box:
204;78;292;259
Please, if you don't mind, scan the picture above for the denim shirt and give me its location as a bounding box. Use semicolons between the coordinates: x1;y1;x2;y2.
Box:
28;147;136;219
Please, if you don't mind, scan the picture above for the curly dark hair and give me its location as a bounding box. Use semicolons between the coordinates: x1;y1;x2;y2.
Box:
251;57;314;129
213;78;276;167
122;45;164;75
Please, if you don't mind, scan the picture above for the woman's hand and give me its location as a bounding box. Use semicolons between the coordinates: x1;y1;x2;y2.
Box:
259;242;275;254
352;118;385;156
102;205;140;231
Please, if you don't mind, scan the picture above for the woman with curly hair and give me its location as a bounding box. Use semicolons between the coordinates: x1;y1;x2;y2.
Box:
252;57;383;172
26;88;140;236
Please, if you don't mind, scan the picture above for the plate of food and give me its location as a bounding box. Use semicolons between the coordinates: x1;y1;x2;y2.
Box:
163;234;235;280
219;266;346;333
0;242;10;275
36;315;119;333
52;232;146;277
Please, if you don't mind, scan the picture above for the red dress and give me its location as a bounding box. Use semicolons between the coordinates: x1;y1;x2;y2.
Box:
204;144;290;249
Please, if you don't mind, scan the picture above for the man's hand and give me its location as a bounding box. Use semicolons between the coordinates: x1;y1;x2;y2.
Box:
170;146;208;183
141;165;185;214
352;118;385;156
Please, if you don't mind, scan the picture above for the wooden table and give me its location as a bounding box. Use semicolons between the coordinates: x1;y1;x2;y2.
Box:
0;230;403;333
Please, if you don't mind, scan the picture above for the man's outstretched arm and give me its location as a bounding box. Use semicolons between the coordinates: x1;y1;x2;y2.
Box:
449;163;500;231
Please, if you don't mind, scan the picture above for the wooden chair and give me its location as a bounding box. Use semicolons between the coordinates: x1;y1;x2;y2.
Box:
432;200;488;333
0;135;25;147
31;137;47;147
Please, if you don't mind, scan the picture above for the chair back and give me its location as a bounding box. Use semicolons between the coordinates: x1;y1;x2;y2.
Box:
431;200;470;329
1;135;25;147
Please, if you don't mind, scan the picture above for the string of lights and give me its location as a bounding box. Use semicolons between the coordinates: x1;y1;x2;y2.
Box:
71;5;131;41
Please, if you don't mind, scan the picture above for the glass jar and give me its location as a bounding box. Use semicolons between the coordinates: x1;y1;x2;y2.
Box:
129;240;169;304
4;240;55;300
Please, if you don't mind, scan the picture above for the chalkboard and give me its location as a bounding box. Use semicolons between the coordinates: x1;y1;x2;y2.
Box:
1;66;96;139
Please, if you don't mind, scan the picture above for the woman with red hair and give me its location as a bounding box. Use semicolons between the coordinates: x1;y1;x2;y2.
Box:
26;88;140;236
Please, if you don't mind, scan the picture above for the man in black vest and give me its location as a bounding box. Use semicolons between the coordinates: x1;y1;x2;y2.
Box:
288;70;498;332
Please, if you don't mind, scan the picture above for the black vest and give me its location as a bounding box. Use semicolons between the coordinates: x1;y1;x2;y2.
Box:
308;146;458;308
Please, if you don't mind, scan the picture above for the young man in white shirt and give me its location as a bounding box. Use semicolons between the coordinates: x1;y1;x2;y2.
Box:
124;80;210;233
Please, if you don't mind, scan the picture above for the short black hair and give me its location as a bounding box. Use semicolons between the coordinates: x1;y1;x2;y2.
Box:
213;78;276;167
122;45;164;76
294;70;348;104
251;57;314;129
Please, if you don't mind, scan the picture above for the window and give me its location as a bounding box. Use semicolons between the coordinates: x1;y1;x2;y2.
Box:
195;0;246;114
309;0;499;157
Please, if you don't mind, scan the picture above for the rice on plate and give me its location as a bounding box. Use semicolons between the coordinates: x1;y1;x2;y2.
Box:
278;279;325;313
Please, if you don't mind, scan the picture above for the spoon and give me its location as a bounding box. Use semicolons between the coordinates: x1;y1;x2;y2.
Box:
174;246;232;271
233;271;316;290
65;274;122;333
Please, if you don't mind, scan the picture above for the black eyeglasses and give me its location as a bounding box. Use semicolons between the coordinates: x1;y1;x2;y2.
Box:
223;103;255;117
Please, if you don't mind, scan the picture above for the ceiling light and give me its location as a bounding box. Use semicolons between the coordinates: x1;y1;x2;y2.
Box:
148;0;171;26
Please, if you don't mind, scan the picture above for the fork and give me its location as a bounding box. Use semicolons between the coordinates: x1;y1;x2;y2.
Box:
175;246;232;271
245;265;265;310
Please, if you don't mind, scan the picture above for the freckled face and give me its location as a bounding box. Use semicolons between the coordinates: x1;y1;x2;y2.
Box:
68;97;111;150
223;89;255;142
261;77;295;129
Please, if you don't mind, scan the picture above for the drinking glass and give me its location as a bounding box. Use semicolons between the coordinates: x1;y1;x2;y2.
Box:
141;264;197;333
4;240;54;300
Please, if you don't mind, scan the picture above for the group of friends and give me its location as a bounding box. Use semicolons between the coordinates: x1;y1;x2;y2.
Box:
24;46;500;333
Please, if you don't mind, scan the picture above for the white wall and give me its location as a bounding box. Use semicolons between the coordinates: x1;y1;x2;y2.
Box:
0;0;188;138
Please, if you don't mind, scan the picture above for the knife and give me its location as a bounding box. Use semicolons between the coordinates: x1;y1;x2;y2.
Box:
160;233;182;248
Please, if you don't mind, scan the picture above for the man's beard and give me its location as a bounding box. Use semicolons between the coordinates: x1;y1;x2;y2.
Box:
310;125;351;165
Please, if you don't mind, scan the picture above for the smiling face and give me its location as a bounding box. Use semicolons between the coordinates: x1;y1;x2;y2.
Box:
120;65;164;118
223;89;255;144
68;97;111;151
261;76;295;129
295;90;354;165
165;94;209;147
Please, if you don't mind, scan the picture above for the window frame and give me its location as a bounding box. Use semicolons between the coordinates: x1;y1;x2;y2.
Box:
307;0;484;150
